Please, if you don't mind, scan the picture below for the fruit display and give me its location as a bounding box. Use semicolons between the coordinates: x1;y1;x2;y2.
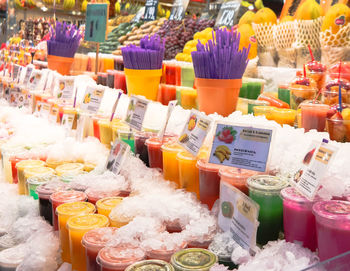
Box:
305;60;327;90
321;3;350;34
294;0;322;20
328;61;350;81
322;79;350;105
289;75;318;109
237;24;258;60
326;106;350;142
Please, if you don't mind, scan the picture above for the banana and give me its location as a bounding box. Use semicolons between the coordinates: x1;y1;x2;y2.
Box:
216;145;231;155
214;151;226;163
214;145;231;163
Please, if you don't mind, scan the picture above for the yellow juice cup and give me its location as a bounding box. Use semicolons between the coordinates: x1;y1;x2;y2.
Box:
96;197;123;219
16;160;46;195
253;106;275;120
271;108;296;126
67;214;109;271
103;57;114;72
45;159;72;169
177;151;200;198
180;87;197;110
161;143;183;187
24;166;55;195
1;145;24;184
56;202;95;263
98;119;113;148
55;163;84;177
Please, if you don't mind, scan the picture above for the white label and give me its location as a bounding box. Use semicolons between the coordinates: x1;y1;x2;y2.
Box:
106;139;130;174
23;67;33;85
49;107;59;123
40;102;52;118
56;77;75;102
159;100;177;140
61;113;76;130
178;109;212;156
12;64;20;81
27;70;42;91
80;85;105;114
125;95;149;131
219;181;259;251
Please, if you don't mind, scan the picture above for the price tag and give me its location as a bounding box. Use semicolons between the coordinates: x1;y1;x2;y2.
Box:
125;95;149;131
144;0;159;21
131;7;145;23
169;0;189;21
16;93;27;109
40;102;52;118
215;0;241;27
61;113;76;131
293;140;338;200
49;107;59;123
80;85;105;114
23;67;33;85
56;77;75;102
27;70;42;91
208;123;274;172
12;64;20;81
178;109;212;156
84;3;109;43
219;181;259;252
106;139;130;174
159;100;177;140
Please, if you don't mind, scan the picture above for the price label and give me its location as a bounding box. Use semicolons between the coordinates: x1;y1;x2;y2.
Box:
23;67;33;85
125;95;149;131
106;139;130;174
131;7;145;23
27;70;42;91
56;77;75;102
12;64;20;81
84;3;109;43
144;0;159;21
80;85;105;114
49;107;59;123
215;0;240;27
159;100;177;140
178;109;212;156
219;181;259;252
208;123;274;172
61;113;76;131
169;0;189;21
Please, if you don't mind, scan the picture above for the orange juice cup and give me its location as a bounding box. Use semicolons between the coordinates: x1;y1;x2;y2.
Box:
96;197;123;219
179;87;197;110
177;151;200;198
67;214;109;271
219;167;258;195
253;106;275;120
55;162;84;177
161;143;184;187
271;108;297;126
24;166;55;195
56;202;95;263
98;119;113;148
16;159;46;195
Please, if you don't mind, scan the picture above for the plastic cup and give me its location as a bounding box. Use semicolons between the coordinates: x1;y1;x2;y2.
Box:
125;260;174;271
278;84;290;105
177;151;199;198
239;79;264;100
300;103;330;132
50;190;87;231
45;158;71;169
219;167;258;195
281;187;318;251
145;136;175;170
56;202;95;263
97;245;146;271
247;100;270;114
247;175;289;245
2;147;25;184
253;106;274;120
96;197;123;219
179;87;197;110
112;121;129;143
82;227;118;271
24;166;55;195
9;155;28;184
118;130;135;153
181;64;195;87
27;174;54;200
92;115;105;140
322;89;350;105
55;162;84;177
68;214;109;271
195;78;242;117
134;132;155;167
289;86;317;110
98;119;113;148
236;98;250;114
124;68;162;101
164;62;179;85
109;213;131;228
16;159;46;195
47;55;74;75
114;71;127;94
86;188;121;205
161;143;183;187
313;200;350;261
326;118;350;142
170;248;218;271
159;84;177;106
307;70;326;90
0;245;26;271
145;242;187;262
271;108;297;126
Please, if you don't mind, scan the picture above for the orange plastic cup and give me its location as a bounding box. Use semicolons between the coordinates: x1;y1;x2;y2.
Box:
47;55;74;75
195;78;242;117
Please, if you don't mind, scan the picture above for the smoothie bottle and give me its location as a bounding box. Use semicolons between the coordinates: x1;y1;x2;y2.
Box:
247;175;289;245
300;103;330;132
96;197;124;219
170;248;218;271
219;167;257;195
67;214;109;271
177;151;199;198
16;159;46;195
125;260;174;271
134;132;155;167
161;143;184;187
85;188;122;205
56;202;95;263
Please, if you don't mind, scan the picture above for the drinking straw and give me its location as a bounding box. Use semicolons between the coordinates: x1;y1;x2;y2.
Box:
308;45;314;62
338;62;342;112
110;91;123;122
303;64;306;78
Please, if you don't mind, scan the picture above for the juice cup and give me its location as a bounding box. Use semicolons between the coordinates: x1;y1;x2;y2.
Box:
16;159;46;195
2;146;25;184
109;213;131;228
161;143;184;187
181;64;194;87
24;166;55;195
253;106;274;120
67;214;109;271
247;100;270;114
134;132;155;167
98;119;113;148
278;84;290;105
164;62;178;85
46;158;71;169
86;188;121;205
170;248;218;271
27;175;53;200
96;197;124;219
82;227;118;271
97;245;146;271
118;129;135;153
62;106;78;130
177;151;199;198
114;71;127;94
112;121;129;143
92;115;105;140
50;190;87;231
179;87;197;110
300;103;330;132
289;86;317;110
55;162;84;177
247;175;289;245
271;108;296;126
219;167;257;195
56;202;95;263
125;260;174;271
322;89;350;105
197;159;222;209
145;136;175;170
326;118;350;142
9;155;28;184
36;180;70;225
236;98;250;114
313;200;350;261
159;84;177;106
145;242;187;262
281;187;319;251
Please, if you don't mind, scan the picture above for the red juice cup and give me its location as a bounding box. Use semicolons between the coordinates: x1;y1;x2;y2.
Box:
92;115;106;141
196;160;221;209
10;156;28;184
145;136;175;170
281;187;319;251
82;227;118;271
219;167;258;195
301;103;330;132
164;63;177;85
313;200;350;261
114;71;127;94
85;188;121;205
134;132;155;167
159;84;177;105
97;246;146;271
50;190;87;231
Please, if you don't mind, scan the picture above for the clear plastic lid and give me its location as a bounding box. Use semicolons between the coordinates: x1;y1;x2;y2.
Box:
219;167;257;180
96;197;123;210
170;248;217;271
24;166;55;178
85;188;121;202
0;244;27;268
82;227;118;249
67;214;109;231
97;246;146;269
15;159;45;170
247;175;289;193
27;174;55;186
145;136;175;147
56;201;95;216
176;151;196;161
161;143;183;153
36;179;70;199
280;187;316;203
196;159;222;173
313;200;350;221
55;163;84;176
125;260;175;271
50;190;87;204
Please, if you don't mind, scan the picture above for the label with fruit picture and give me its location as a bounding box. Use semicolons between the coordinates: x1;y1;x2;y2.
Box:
106;139;130;175
56;77;75;102
27;70;42;91
80;85;105;114
178;109;212;156
209;123;274;172
219;181;259;252
12;64;20;82
125;95;149;131
23;67;33;85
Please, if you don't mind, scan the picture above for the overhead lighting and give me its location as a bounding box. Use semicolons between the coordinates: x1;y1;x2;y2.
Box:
41;6;48;11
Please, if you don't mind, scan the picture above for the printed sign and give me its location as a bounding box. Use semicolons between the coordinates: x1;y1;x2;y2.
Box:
169;0;189;21
85;3;109;43
106;139;130;174
131;7;145;23
209;123;274;172
215;0;241;27
61;113;76;131
12;64;20;81
293;140;338;200
27;70;42;91
23;67;33;85
178;109;212;156
219;181;259;251
56;77;75;102
144;0;159;21
159;100;177;140
49;106;59;123
125;95;149;131
80;85;105;114
39;102;52;118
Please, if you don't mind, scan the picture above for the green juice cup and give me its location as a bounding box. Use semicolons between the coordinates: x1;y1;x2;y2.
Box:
247;175;289;246
118;130;135;153
278;84;290;106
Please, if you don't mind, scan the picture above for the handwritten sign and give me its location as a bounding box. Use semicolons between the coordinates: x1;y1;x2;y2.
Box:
169;0;189;21
215;0;241;27
144;0;159;21
85;3;109;43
